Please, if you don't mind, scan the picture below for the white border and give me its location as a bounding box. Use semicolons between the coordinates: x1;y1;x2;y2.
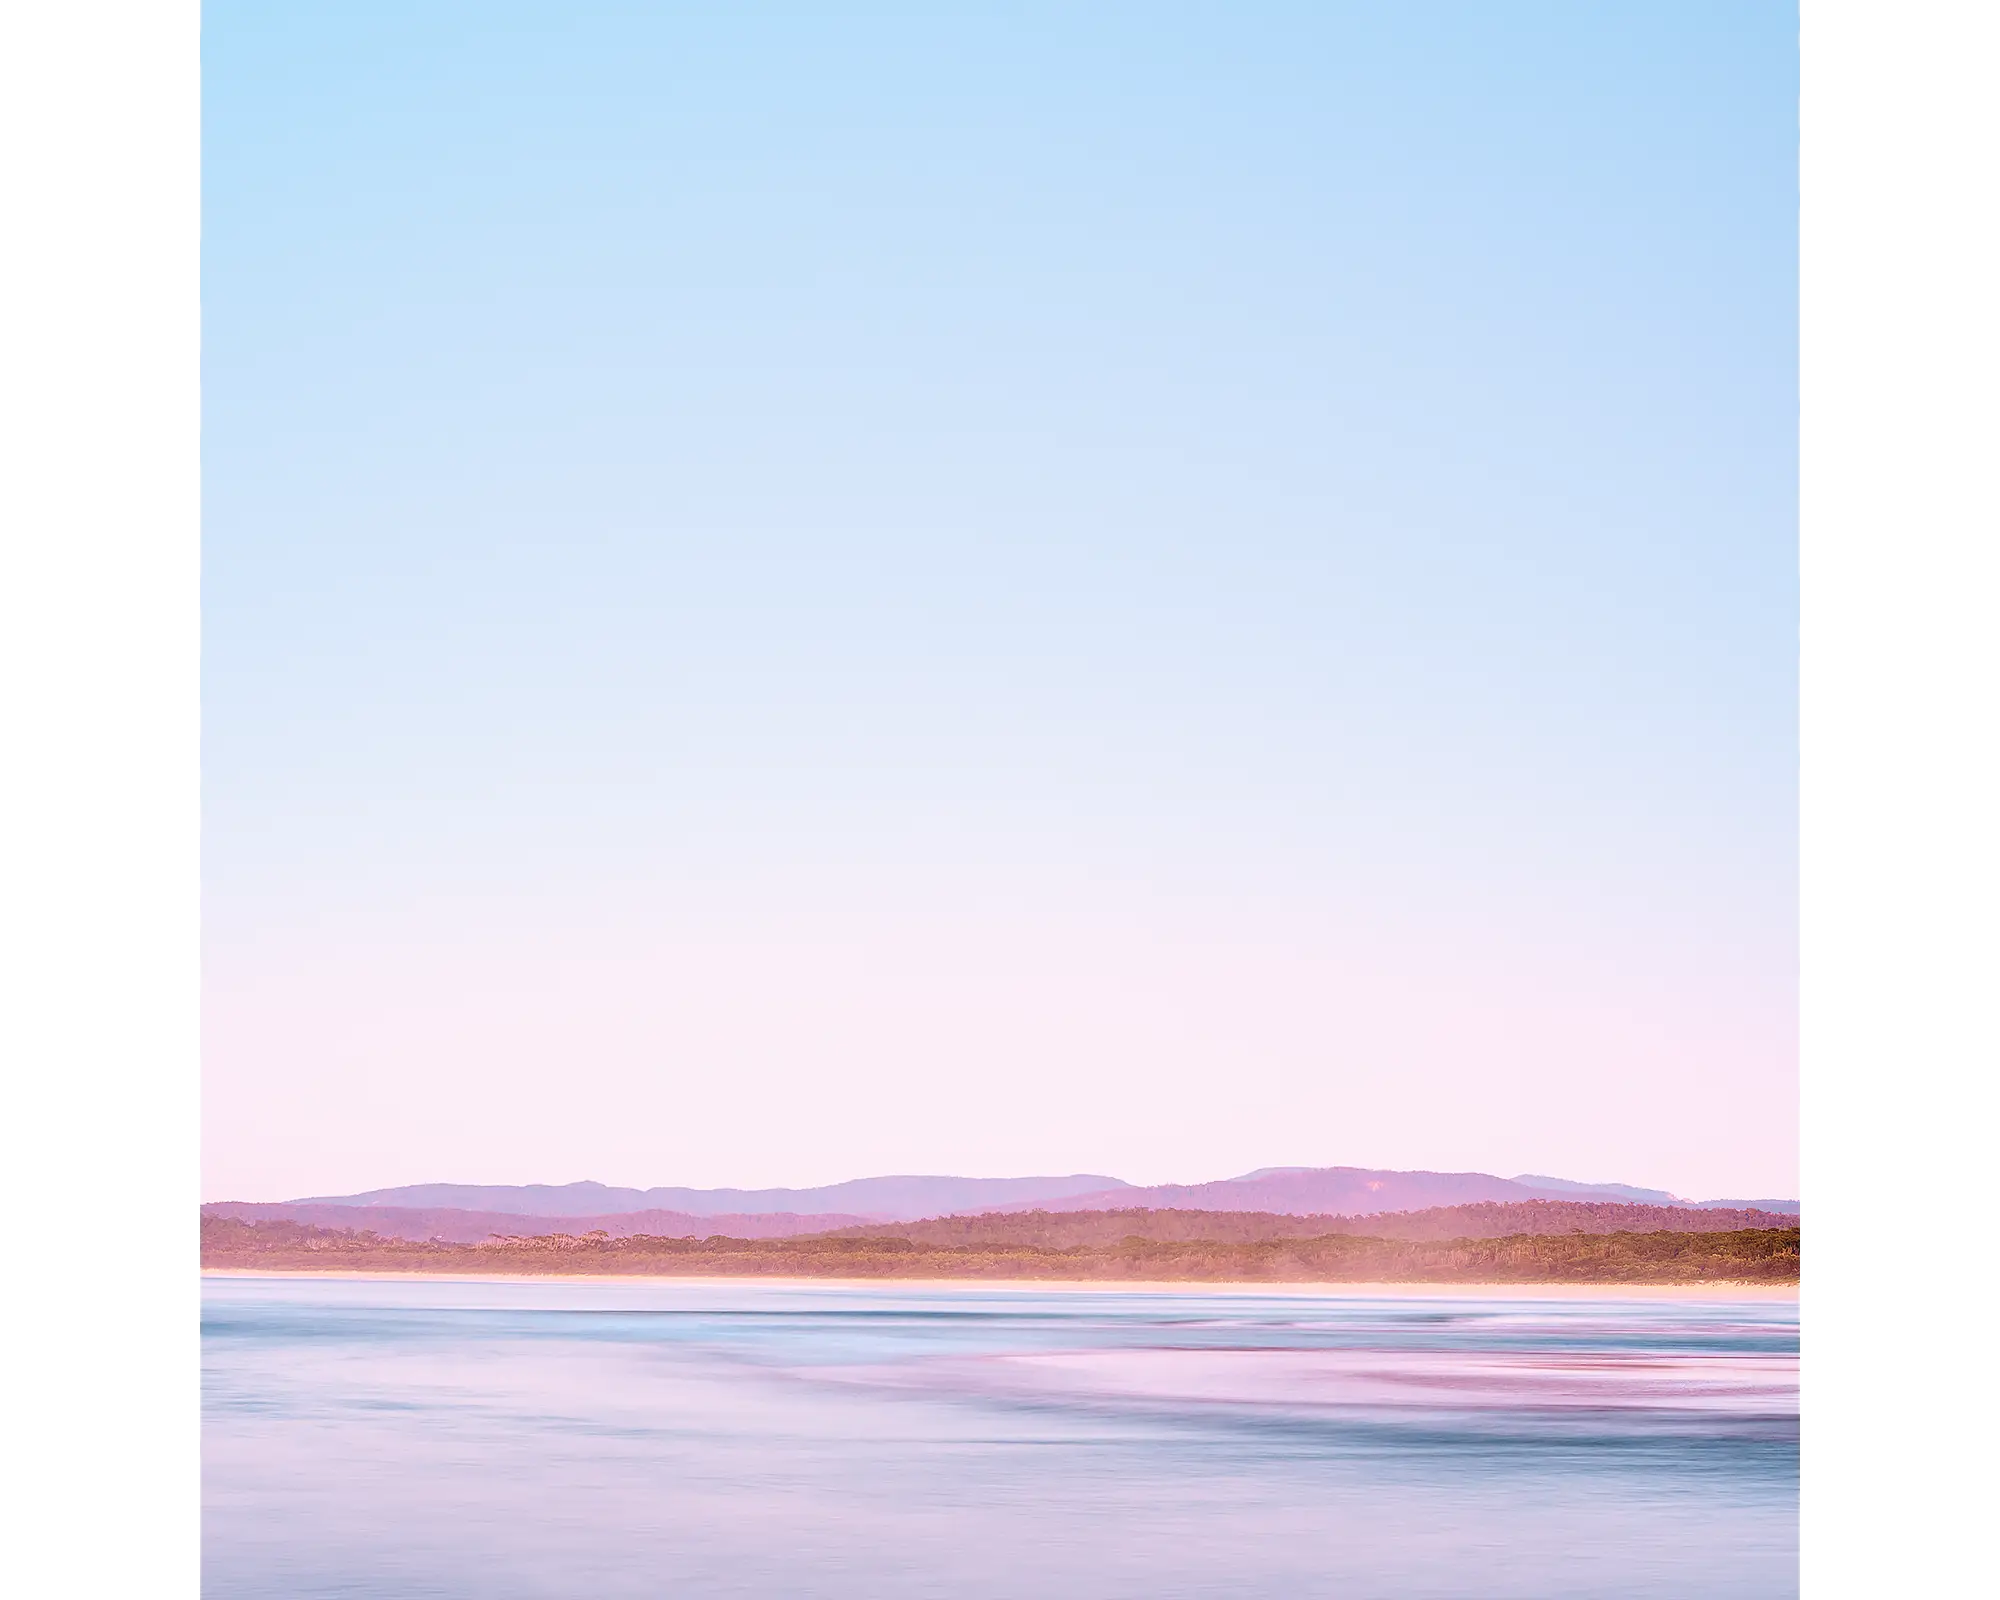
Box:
1803;2;1999;1594
0;3;199;1596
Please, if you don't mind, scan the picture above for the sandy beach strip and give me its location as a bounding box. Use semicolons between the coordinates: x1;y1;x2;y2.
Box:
201;1267;1797;1301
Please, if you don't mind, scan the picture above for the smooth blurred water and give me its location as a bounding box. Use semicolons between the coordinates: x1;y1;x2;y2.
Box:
203;1275;1797;1599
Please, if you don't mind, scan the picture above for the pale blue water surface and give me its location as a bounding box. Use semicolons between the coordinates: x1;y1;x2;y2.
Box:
203;1275;1798;1598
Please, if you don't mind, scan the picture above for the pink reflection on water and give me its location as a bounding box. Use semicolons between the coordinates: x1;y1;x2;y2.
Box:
822;1344;1798;1415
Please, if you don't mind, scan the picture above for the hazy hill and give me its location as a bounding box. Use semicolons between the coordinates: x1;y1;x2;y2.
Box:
253;1167;1799;1231
991;1168;1803;1216
285;1173;1131;1220
1517;1175;1799;1213
996;1167;1597;1216
1512;1174;1678;1204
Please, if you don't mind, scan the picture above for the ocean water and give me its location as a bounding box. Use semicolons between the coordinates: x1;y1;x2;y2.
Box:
203;1275;1798;1599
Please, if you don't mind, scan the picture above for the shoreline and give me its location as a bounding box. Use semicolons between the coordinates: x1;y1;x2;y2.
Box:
201;1268;1797;1301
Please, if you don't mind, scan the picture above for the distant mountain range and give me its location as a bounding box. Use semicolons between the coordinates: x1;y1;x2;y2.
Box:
987;1168;1799;1218
1516;1174;1798;1213
288;1173;1130;1220
213;1166;1795;1241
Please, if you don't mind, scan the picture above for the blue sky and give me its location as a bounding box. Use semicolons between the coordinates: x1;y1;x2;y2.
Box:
203;3;1797;1201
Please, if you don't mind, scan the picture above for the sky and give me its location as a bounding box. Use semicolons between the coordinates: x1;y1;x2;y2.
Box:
202;1;1798;1203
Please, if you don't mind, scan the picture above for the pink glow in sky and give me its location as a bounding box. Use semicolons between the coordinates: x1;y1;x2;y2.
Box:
204;855;1794;1202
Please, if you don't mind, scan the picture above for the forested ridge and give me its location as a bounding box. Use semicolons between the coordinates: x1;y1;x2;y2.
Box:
202;1210;1799;1284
